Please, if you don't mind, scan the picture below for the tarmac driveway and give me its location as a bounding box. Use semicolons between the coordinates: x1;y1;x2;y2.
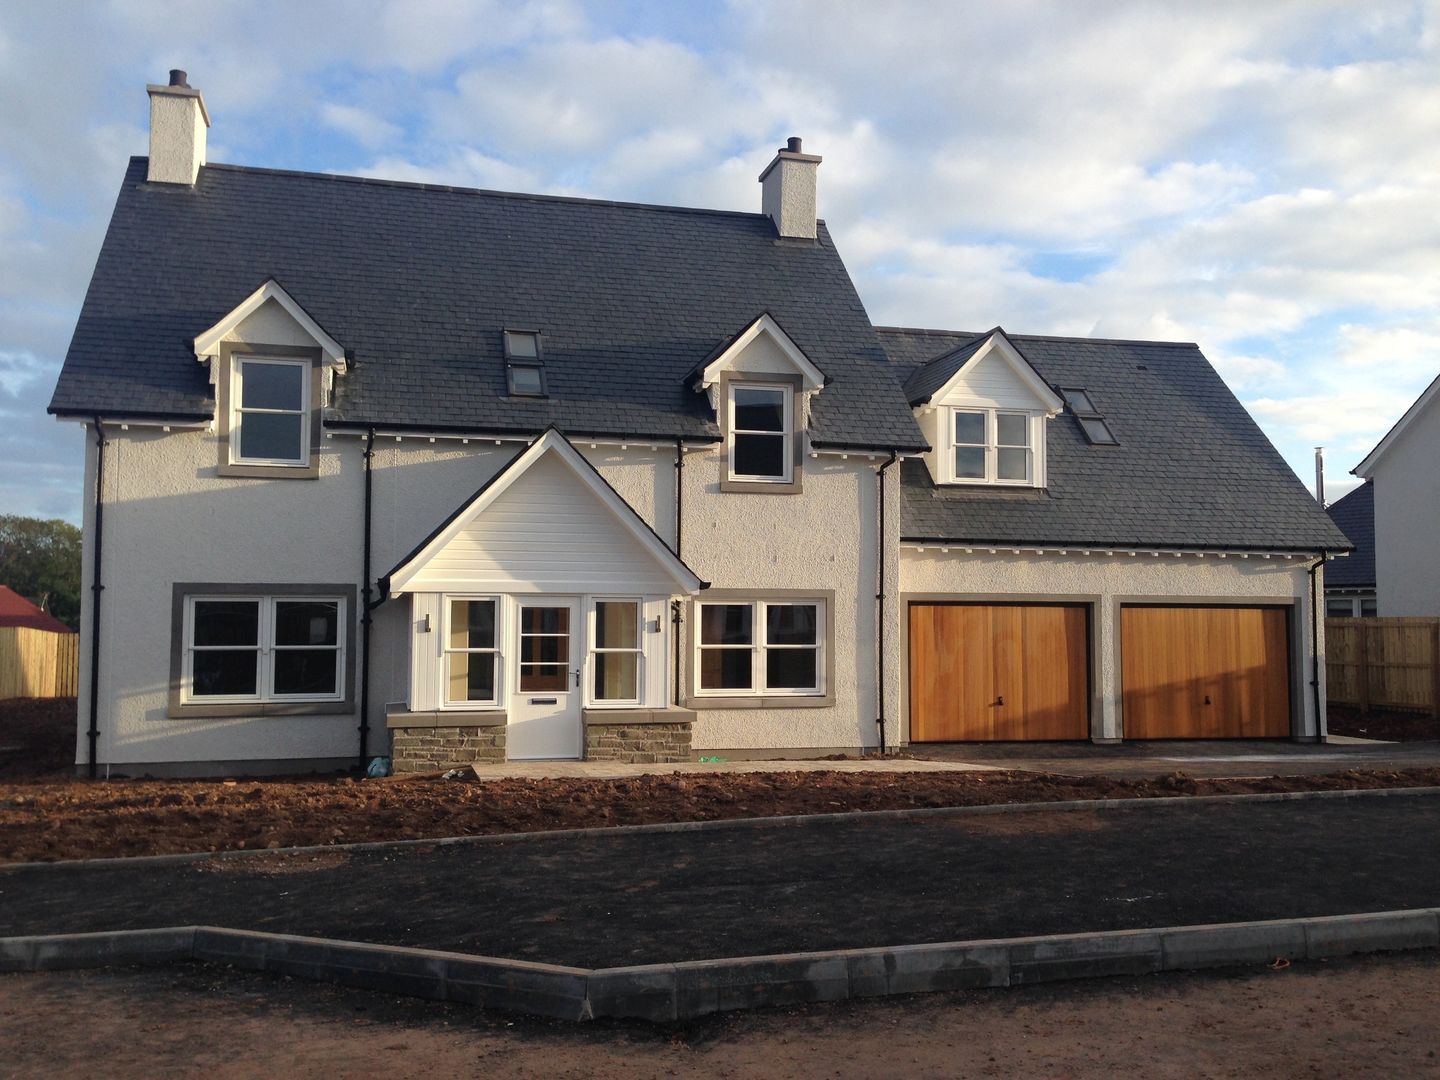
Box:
912;738;1440;779
1;792;1438;968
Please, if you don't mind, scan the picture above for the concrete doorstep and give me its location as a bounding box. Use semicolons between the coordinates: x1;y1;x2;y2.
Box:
1;909;1437;1023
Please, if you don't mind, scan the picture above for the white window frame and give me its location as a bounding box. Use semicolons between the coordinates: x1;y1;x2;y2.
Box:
441;595;502;708
182;593;346;704
586;597;644;707
944;407;1041;487
694;598;825;697
728;381;794;484
230;355;311;468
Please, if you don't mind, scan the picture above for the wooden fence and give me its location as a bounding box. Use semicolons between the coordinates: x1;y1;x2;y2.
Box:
1326;617;1440;716
0;626;79;699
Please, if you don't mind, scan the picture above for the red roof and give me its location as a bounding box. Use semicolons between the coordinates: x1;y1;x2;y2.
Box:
0;585;74;633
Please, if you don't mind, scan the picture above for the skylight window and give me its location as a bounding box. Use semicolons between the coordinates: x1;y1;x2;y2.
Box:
504;330;546;397
1061;387;1118;445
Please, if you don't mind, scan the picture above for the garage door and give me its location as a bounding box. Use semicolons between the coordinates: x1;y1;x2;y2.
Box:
909;603;1089;741
1120;606;1291;739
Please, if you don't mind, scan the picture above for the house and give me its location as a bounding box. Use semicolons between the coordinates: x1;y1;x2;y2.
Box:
1323;482;1377;617
48;72;1350;776
1353;373;1440;617
0;585;78;700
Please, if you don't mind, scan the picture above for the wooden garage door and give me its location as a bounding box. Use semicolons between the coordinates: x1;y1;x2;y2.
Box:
909;603;1089;741
1121;606;1291;739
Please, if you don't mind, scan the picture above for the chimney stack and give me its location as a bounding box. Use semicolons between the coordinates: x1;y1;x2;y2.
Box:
1314;446;1326;506
759;136;822;239
147;69;210;185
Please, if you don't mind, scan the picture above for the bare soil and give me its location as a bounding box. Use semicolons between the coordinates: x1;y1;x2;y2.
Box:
1329;704;1440;742
2;952;1437;1079
4;698;1440;864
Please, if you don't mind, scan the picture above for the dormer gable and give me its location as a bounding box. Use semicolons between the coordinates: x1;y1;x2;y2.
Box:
193;279;347;396
910;330;1062;488
691;312;826;402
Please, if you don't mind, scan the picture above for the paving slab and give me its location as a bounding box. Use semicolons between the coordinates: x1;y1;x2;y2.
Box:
0;794;1437;969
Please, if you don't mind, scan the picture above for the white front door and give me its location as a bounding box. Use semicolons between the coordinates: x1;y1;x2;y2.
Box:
507;597;583;760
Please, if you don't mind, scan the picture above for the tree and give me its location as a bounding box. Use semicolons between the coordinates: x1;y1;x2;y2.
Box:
0;515;82;629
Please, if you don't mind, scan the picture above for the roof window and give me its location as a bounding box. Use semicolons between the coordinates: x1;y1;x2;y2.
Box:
504;330;546;397
1061;387;1118;445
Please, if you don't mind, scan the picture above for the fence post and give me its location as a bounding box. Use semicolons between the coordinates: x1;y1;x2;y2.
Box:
1357;622;1370;715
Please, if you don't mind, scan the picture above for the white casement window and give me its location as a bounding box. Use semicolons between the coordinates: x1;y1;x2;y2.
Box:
590;599;643;704
948;408;1035;485
184;594;344;702
728;382;793;483
444;597;500;706
231;356;310;466
696;599;824;695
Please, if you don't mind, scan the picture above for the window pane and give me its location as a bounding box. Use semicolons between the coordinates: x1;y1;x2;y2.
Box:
449;600;495;650
520;664;568;691
239;412;304;462
239;362;304;411
274;601;338;646
273;650;338;696
448;651;496;702
766;648;817;690
1079;417;1118;445
508;364;544;395
193;600;259;647
595;602;638;649
504;331;539;358
521;607;569;635
733;432;786;478
1063;389;1097;414
1326;600;1352;618
767;604;817;645
192;650;258;696
997;447;1029;481
594;652;639;700
734;387;785;432
953;411;984;445
1360;600;1378;618
996;413;1028;447
701;605;752;645
954;446;985;479
521;634;567;664
700;648;752;690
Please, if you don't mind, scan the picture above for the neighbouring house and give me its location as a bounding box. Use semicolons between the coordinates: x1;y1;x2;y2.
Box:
0;585;78;699
48;72;1350;776
1323;482;1377;617
1353;373;1440;617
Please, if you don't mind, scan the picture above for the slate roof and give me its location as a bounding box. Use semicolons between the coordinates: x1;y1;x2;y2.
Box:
1324;482;1375;587
50;159;926;451
880;327;1352;552
901;332;988;403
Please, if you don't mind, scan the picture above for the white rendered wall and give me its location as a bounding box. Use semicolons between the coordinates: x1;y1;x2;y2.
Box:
900;549;1323;741
147;93;206;185
1370;399;1440;616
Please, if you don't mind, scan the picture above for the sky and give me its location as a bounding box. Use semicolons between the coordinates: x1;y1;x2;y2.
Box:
2;0;1438;522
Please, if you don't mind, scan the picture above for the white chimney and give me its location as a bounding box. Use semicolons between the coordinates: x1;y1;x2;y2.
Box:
759;136;822;239
147;70;210;186
1315;446;1326;506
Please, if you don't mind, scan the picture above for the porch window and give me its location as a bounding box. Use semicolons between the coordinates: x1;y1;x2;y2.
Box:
697;599;824;695
185;594;343;702
445;598;499;705
591;600;641;703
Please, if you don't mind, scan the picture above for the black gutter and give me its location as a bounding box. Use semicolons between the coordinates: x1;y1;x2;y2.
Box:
86;418;107;778
1308;555;1326;743
901;536;1352;556
875;452;899;755
324;419;724;445
358;427;376;768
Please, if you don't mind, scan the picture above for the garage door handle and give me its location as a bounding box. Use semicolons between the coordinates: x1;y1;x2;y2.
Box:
995;695;1004;707
1204;695;1212;705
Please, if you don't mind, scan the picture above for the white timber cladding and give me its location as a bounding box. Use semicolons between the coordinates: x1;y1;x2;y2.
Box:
1361;382;1440;616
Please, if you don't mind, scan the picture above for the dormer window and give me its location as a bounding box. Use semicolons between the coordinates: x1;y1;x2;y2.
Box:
504;330;546;397
232;357;309;466
729;382;794;483
948;408;1036;485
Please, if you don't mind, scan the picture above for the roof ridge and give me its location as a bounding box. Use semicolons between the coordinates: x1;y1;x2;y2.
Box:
154;158;797;223
876;324;1199;349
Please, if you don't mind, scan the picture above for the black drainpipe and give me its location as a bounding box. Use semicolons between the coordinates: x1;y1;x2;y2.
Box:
1308;554;1326;743
358;427;376;768
875;452;899;755
672;438;685;707
86;417;107;779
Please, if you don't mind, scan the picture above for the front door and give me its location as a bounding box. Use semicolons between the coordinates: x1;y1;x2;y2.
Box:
508;597;583;759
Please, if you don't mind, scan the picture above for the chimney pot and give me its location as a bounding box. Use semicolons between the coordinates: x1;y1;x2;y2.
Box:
786;136;802;153
169;69;188;87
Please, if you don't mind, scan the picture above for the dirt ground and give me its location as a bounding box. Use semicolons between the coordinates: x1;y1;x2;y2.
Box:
1328;704;1440;742
4;698;1440;864
1;952;1436;1079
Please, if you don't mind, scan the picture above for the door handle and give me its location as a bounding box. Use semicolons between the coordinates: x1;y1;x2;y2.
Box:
995;695;1004;707
572;669;580;688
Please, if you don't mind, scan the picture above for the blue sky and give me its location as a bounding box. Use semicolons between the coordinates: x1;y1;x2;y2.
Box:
3;0;1438;521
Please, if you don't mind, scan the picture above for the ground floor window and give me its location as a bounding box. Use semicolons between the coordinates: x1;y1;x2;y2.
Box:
445;597;499;705
591;599;642;703
184;593;344;703
1326;596;1377;618
697;599;824;695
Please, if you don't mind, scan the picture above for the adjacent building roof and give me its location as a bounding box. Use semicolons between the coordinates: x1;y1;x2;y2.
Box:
881;327;1352;552
0;586;74;633
49;159;926;452
1324;482;1375;588
1353;372;1440;478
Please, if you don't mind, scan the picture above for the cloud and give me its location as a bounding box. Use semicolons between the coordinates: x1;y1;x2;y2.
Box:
320;103;402;150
